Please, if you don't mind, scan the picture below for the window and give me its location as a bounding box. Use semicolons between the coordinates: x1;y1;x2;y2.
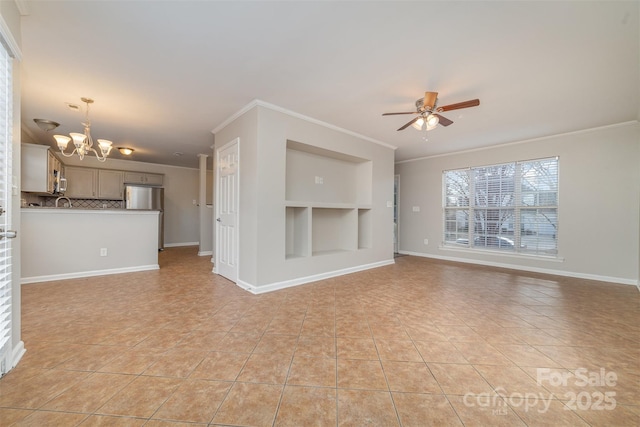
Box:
443;158;558;257
0;35;14;375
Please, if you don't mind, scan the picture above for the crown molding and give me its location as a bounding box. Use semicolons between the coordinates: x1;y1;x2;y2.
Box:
212;99;397;151
396;120;639;164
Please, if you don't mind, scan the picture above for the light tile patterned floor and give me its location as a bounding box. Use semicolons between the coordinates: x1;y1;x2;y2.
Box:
1;246;638;426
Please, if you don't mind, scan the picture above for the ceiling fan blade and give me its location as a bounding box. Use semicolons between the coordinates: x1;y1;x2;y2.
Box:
382;112;417;116
423;91;438;110
397;117;420;131
438;99;480;112
435;114;453;126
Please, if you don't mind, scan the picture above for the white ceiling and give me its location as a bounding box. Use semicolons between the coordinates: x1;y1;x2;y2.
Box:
19;1;639;169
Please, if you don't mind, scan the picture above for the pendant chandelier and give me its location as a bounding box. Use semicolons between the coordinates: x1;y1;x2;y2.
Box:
53;97;113;162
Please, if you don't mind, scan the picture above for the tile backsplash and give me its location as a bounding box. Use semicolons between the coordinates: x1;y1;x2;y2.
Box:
21;193;124;209
42;198;124;209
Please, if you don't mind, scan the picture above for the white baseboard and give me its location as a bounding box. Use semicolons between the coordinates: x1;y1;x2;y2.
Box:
197;250;213;257
237;259;396;294
164;242;199;248
20;264;160;285
11;341;25;370
398;250;638;287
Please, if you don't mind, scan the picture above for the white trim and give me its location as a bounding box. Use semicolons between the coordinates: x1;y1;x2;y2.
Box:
164;242;199;248
398;250;638;287
438;244;564;262
211;101;257;134
237;259;396;294
215;137;240;283
11;341;25;370
0;15;22;61
211;99;397;151
20;264;160;285
197;250;213;257
395;121;639;164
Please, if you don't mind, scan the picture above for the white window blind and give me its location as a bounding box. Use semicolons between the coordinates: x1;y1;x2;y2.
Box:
0;38;13;375
443;158;558;257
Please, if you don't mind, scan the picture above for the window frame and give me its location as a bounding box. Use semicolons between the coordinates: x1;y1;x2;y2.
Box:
442;157;559;258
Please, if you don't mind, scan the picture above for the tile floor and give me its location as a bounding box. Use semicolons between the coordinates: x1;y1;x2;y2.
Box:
1;246;638;426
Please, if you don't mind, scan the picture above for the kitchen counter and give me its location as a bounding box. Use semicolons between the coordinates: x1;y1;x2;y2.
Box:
21;208;160;283
22;207;159;212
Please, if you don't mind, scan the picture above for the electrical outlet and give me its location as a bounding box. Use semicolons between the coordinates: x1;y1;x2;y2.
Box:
315;176;324;184
100;248;108;257
424;239;429;245
412;206;420;212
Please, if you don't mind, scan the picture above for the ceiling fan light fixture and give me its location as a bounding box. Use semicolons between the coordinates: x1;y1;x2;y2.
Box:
383;91;479;134
118;147;134;156
426;114;439;129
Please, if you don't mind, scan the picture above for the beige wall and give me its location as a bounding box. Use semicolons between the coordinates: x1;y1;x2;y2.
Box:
21;209;159;282
215;102;396;292
214;107;260;285
395;122;640;285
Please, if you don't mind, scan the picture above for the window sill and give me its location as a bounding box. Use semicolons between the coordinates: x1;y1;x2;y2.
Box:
439;244;564;263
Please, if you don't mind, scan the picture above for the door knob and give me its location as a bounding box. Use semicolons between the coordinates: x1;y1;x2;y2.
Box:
0;228;17;239
216;218;221;222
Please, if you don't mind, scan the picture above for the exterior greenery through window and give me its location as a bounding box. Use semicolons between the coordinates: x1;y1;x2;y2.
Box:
443;157;558;257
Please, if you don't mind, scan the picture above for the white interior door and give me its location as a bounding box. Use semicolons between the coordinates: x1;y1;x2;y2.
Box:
0;39;16;376
215;138;239;282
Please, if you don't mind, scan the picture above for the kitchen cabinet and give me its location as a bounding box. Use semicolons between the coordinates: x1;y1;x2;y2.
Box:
98;170;124;199
21;143;63;194
124;171;163;186
64;166;98;198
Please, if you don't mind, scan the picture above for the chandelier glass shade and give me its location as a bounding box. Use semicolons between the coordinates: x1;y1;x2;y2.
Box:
53;98;113;162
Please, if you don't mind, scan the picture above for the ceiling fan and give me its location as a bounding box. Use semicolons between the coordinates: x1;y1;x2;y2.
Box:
382;91;480;131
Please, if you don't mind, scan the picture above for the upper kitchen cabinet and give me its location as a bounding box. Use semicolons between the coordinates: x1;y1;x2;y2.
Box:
98;170;124;199
124;171;163;186
21;143;63;194
64;166;98;198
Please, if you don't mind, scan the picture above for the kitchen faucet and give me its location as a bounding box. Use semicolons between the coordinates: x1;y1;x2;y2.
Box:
55;196;72;208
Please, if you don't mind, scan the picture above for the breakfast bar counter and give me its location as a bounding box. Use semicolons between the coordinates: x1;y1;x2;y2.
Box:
21;208;160;284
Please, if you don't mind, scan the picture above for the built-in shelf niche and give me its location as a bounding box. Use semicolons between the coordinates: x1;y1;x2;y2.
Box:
285;206;309;259
358;208;372;249
285;140;372;206
312;208;357;255
285;140;373;259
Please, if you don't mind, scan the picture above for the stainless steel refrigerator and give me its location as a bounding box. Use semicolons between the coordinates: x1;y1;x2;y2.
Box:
125;185;164;250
